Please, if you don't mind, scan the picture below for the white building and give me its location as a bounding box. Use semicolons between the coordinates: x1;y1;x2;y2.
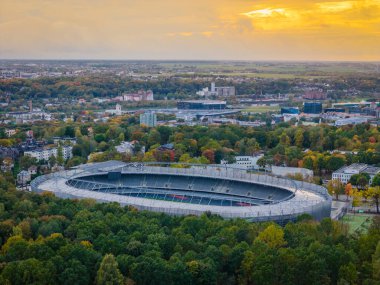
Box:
196;82;235;97
24;146;73;161
221;154;264;170
332;163;380;184
105;104;123;116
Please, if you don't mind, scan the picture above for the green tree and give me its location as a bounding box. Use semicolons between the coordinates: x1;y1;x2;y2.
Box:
372;174;380;187
19;156;38;170
57;146;64;166
96;254;124;285
373;241;380;281
326;156;345;172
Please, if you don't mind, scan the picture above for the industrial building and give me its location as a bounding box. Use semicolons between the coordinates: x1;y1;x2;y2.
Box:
324;108;345;113
281;107;300;115
334;117;368;126
177;100;226;110
303;102;322;114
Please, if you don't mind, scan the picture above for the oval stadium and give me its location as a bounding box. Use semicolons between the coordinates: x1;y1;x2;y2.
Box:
31;161;332;223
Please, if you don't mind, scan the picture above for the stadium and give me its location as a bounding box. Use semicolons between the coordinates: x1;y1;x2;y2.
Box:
31;161;332;223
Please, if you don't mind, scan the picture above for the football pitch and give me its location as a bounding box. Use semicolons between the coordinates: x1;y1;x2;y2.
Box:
341;214;373;234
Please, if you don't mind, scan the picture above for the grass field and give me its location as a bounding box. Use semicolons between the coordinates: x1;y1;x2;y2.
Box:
243;105;280;113
341;214;373;234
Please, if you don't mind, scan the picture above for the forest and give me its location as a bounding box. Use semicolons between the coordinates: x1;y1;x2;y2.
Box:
1;73;379;102
2;120;379;174
0;175;379;285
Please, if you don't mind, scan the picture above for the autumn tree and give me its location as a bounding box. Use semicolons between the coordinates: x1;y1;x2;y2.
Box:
345;183;352;201
366;186;380;213
256;224;286;248
327;179;345;200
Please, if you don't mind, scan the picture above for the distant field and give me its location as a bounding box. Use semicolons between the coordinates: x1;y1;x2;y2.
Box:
243;105;280;113
158;62;379;77
341;214;373;234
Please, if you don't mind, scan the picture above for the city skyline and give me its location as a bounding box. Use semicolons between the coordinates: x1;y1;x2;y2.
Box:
1;0;380;61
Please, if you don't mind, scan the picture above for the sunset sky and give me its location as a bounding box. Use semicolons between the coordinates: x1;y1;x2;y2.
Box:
1;0;379;61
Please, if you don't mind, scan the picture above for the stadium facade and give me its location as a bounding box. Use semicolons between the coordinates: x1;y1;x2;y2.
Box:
31;161;332;224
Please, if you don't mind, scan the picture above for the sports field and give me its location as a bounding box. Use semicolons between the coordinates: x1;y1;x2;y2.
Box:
341;214;373;234
243;105;281;113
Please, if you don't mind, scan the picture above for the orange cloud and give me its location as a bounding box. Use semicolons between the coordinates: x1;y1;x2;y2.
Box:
0;0;379;60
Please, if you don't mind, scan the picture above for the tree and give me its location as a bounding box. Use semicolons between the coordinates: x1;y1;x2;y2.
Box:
96;254;124;285
256;157;267;169
279;133;291;146
57;146;64;166
327;179;345;200
326;156;345;172
201;149;214;164
357;174;370;190
1;258;52;285
256;224;286;248
303;156;314;170
345;183;352;201
366;186;380;213
48;155;57;167
372;174;380;187
373;241;380;281
19;156;38;170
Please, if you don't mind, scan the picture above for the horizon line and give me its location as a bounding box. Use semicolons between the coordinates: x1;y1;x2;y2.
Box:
1;58;380;64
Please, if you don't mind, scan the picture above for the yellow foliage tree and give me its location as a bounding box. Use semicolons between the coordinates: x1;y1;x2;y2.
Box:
256;224;286;248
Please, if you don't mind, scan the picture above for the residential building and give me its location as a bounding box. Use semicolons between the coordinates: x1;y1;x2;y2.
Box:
115;141;134;154
140;112;157;127
24;146;73;161
332;163;380;184
0;147;20;160
121;90;154;101
52;137;77;145
17;170;31;185
28;165;38;175
1;157;14;172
